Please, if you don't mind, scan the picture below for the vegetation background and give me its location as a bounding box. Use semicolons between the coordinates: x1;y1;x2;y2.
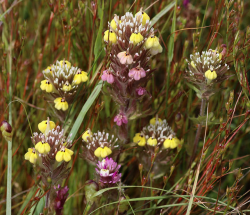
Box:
1;0;250;214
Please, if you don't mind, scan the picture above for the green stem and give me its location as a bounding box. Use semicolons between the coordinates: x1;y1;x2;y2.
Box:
7;34;12;215
190;98;206;165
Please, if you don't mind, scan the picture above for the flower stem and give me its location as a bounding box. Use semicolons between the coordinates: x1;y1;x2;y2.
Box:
190;98;206;165
6;34;13;215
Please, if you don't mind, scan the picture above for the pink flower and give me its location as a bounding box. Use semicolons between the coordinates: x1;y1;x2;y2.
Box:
117;51;133;64
114;113;128;126
136;87;147;96
101;70;114;84
95;157;121;184
128;67;146;81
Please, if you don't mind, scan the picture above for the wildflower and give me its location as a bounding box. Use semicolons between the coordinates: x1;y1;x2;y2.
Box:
101;69;114;84
110;16;121;30
94;146;112;158
73;70;88;84
55;147;74;162
185;49;230;99
117;51;133;65
24;148;38;164
40;80;53;93
145;36;160;49
96;157;121;184
54;97;69;111
135;10;150;26
103;12;162;142
163;137;180;149
205;70;217;81
45;66;53;74
136;87;147;96
59;60;71;68
128;67;146;81
0;120;13;142
38;120;56;134
150;117;163;125
150;44;163;56
54;185;69;215
82;129;92;141
133;133;146;146
42;60;88;116
82;130;118;163
104;30;117;44
62;81;72;91
130;32;144;45
114;113;128;126
147;137;157;146
35;141;51;154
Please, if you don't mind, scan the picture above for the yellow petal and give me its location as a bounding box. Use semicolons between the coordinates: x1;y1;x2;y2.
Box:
63;151;71;162
94;147;102;157
104;146;112;156
150;117;162;125
101;148;108;158
56;151;63;162
65;148;74;156
44;143;51;153
147;137;157;146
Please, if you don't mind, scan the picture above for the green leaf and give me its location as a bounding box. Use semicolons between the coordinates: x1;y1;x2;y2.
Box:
68;81;103;142
93;0;104;72
189;112;220;126
150;1;175;27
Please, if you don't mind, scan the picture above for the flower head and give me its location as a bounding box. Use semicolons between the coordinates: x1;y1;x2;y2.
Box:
38;120;56;134
24;148;38;164
62;81;72;91
104;30;117;44
54;97;69;111
101;69;114;84
82;129;92;141
54;185;69;215
129;66;146;81
136;87;147;96
185;49;230;99
130;32;144;45
82;130;118;163
145;36;160;49
135;10;150;26
114;113;128;126
35;141;51;154
95;157;121;184
133;133;146;146
147;137;157;146
40;80;53;93
59;60;71;69
150;117;163;125
73;70;88;84
117;51;133;65
55;147;74;162
163;137;180;149
205;70;217;81
0;120;13;142
94;146;112;158
42;60;87;115
150;44;163;56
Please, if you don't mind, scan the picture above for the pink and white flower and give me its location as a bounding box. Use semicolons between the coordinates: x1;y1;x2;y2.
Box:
117;51;133;64
128;67;146;81
114;112;128;126
101;69;114;84
136;87;147;96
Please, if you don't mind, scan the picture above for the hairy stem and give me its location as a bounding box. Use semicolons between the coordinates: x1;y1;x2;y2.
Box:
190;98;207;165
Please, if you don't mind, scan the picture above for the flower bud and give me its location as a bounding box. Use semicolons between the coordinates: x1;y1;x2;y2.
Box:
0;120;13;142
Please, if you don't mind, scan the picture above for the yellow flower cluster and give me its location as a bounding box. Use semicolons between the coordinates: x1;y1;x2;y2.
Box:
25;119;74;164
133;117;181;149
